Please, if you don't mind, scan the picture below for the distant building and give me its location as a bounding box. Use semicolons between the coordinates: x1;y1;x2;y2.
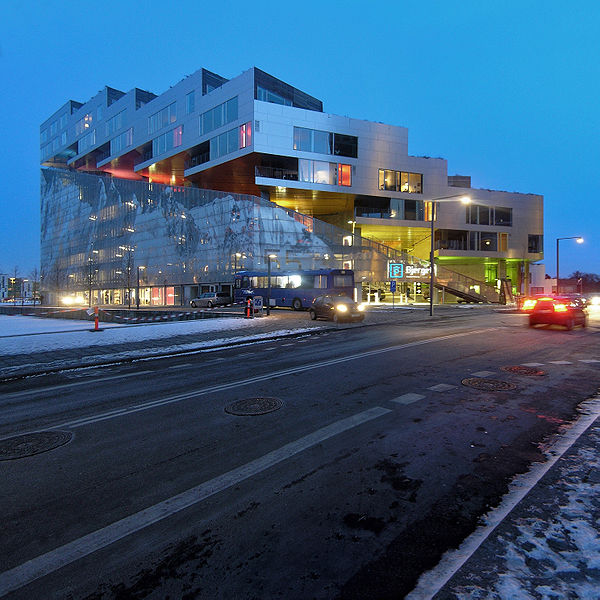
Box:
40;67;543;306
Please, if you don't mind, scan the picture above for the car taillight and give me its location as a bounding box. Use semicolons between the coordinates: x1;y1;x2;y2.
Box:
523;299;537;311
553;303;568;312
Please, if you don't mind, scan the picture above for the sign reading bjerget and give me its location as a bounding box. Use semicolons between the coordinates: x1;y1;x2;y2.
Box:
388;262;431;279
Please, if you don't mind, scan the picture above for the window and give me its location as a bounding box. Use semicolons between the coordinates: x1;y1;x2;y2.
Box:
378;169;423;193
186;91;195;114
468;231;498;251
199;97;238;137
209;125;239;160
499;233;508;252
61;131;67;145
105;110;126;137
50;121;57;136
298;159;351;187
240;122;252;148
75;113;93;136
293;127;357;158
152;125;183;157
79;129;96;153
333;133;358;158
528;234;543;253
110;128;133;155
41;129;48;144
337;164;352;186
148;102;176;134
494;207;512;226
59;113;68;129
257;85;292;106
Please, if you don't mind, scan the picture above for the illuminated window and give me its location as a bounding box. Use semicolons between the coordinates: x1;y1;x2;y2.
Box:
499;233;508;252
152;125;183;157
338;164;352;186
378;169;423;194
240;122;252;148
75;114;93;136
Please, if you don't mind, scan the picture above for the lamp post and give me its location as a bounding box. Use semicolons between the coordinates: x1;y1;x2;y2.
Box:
429;194;471;316
266;253;276;316
556;236;583;295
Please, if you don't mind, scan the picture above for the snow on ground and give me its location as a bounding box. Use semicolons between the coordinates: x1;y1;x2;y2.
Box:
0;314;305;355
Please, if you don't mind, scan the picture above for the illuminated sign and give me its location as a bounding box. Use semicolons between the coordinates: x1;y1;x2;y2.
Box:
389;263;404;278
388;262;431;279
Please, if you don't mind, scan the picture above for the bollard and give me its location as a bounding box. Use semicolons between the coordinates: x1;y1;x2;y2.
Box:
245;296;253;318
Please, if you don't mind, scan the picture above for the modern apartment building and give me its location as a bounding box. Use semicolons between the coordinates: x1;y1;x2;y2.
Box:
40;67;543;306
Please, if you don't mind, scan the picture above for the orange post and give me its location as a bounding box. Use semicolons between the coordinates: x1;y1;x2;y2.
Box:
94;306;99;331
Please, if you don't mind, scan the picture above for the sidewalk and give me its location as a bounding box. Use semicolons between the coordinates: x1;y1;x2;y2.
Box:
410;396;600;599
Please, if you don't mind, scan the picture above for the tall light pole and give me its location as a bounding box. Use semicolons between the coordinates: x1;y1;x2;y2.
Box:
556;236;583;295
429;194;471;316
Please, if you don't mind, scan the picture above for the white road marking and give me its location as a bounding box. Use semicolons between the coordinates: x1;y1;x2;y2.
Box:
392;393;425;405
521;362;545;366
428;383;456;392
579;359;600;363
0;371;154;400
237;352;254;358
168;363;193;369
471;370;495;377
8;328;498;432
280;343;295;347
0;407;391;597
406;395;600;600
549;360;572;365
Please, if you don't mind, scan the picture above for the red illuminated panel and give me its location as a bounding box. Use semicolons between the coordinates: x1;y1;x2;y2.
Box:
239;122;252;148
338;164;351;187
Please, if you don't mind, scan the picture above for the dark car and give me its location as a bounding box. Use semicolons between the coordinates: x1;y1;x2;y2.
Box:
309;294;365;322
528;296;587;330
190;292;232;308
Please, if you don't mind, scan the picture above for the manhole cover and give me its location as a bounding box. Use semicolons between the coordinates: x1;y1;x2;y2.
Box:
501;365;546;376
461;378;517;391
0;431;73;461
225;397;282;416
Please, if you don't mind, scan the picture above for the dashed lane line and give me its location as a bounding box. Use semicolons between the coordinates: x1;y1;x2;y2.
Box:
1;329;497;432
392;393;426;405
0;406;391;597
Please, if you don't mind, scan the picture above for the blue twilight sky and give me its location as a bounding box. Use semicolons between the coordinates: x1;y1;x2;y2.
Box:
1;0;598;279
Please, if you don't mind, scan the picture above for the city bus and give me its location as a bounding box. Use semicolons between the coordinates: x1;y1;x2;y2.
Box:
233;269;356;310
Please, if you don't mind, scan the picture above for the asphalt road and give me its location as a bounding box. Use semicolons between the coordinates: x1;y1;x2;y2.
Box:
1;309;599;599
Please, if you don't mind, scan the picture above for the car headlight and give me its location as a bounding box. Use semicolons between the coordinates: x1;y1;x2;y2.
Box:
335;304;348;312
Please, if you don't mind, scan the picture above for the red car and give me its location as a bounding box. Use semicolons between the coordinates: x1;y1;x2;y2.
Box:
528;296;587;330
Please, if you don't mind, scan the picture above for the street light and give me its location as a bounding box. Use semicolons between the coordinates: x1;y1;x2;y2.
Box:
429;194;471;316
136;265;146;310
556;236;584;295
266;253;276;316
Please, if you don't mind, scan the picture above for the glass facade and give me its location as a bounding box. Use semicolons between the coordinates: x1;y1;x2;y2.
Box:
41;168;386;303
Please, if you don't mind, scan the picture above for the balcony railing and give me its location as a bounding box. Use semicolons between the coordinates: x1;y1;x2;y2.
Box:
255;166;299;181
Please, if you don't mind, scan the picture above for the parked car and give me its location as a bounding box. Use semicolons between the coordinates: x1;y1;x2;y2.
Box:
528;296;587;330
190;292;232;308
309;294;365;322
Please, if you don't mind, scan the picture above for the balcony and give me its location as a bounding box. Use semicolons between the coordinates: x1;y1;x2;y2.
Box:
255;166;299;181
